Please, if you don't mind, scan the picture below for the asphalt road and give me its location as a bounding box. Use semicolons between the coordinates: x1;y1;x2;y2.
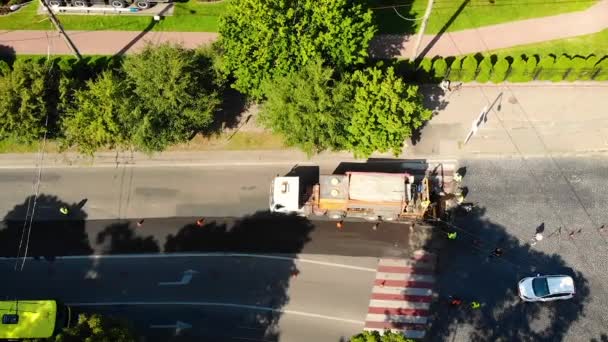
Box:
0;159;452;221
427;157;608;342
1;254;378;342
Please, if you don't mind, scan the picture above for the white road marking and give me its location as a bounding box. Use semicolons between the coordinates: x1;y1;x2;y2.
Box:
371;286;433;296
364;327;426;339
368;300;430;310
67;301;365;325
375;273;435;282
158;270;198;286
377;259;435;269
365;313;427;324
0;253;376;272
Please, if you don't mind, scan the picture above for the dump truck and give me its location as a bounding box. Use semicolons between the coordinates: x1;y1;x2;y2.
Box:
270;169;441;222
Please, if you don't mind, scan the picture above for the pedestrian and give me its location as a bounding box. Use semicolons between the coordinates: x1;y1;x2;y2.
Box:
449;296;462;307
372;223;379;231
530;232;543;246
336;220;344;230
440;80;451;92
59;206;69;215
136;219;144;227
453;172;463;183
568;228;582;239
379;280;386;288
491;247;503;257
447;231;457;240
470;301;481;309
291;270;300;279
196;218;205;227
599;225;606;233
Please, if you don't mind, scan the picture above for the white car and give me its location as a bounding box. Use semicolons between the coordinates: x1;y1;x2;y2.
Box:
518;274;575;302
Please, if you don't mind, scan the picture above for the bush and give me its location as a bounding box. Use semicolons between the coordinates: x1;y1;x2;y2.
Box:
448;56;463;80
432;57;448;80
417;58;433;82
593;57;608;80
551;55;572;82
476;56;492;83
535;55;555;80
460;55;478;82
579;55;598;80
566;56;586;81
507;55;527;82
490;57;509;83
524;55;538;80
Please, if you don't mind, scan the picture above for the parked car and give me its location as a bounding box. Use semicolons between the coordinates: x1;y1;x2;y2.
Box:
518;274;575;302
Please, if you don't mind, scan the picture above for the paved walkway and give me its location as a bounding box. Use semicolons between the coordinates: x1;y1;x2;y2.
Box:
1;0;607;56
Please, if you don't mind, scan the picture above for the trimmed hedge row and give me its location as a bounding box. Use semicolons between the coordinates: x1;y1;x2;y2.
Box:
394;54;608;83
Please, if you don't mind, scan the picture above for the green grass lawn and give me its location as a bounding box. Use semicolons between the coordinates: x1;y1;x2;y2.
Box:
371;0;598;34
486;28;608;58
0;0;227;31
1;0;597;33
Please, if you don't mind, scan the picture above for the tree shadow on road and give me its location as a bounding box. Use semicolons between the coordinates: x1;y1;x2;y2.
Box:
424;204;591;341
0;194;92;258
96;222;160;254
161;211;315;341
165;211;314;254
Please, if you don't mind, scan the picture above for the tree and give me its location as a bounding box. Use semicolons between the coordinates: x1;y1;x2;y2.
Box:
258;59;350;154
0;58;55;143
350;330;415;342
345;66;432;158
54;313;136;342
60;71;134;154
122;43;221;152
218;0;376;98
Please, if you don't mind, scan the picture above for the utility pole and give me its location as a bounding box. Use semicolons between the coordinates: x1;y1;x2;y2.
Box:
39;0;82;59
411;0;434;62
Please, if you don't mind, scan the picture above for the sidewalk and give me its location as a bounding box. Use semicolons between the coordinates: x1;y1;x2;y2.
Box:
0;83;605;168
1;0;607;56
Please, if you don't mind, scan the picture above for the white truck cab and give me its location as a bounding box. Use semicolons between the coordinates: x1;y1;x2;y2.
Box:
269;177;305;215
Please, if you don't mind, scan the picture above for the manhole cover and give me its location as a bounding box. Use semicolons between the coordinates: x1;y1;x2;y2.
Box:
508;96;518;104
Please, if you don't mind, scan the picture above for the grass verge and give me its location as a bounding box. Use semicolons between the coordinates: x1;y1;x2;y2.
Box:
0;131;286;154
0;0;227;31
486;29;608;58
371;0;598;34
1;0;597;33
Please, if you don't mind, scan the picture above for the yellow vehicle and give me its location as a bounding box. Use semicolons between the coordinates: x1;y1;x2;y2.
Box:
0;300;72;340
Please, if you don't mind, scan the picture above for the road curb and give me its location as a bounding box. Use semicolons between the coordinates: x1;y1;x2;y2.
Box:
0;150;606;169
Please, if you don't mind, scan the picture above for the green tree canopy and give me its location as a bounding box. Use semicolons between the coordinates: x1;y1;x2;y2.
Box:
61;71;134;154
122;43;221;152
218;0;376;98
0;59;55;143
258;59;350;154
54;313;136;342
345;66;432;158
